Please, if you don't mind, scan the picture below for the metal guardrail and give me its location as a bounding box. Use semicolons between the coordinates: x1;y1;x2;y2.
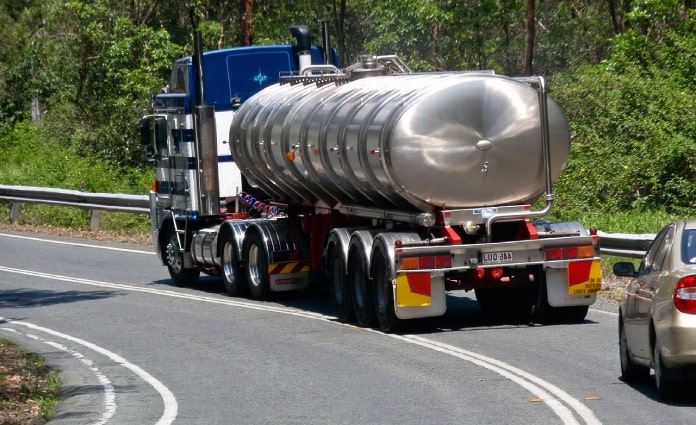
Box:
597;230;654;259
1;184;657;255
0;184;149;231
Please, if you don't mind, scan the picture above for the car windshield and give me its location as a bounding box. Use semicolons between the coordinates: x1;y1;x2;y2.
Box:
682;229;696;264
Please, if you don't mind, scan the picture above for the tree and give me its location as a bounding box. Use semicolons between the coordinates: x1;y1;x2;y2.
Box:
524;0;535;75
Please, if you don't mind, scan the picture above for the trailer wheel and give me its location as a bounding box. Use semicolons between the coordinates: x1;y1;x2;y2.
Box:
244;232;269;300
474;287;530;320
372;249;400;333
163;226;200;286
220;233;246;296
348;248;375;328
327;248;354;323
532;269;589;324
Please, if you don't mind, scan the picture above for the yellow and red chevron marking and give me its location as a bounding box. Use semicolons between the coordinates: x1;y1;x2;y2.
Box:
568;259;602;295
395;272;432;307
268;262;311;275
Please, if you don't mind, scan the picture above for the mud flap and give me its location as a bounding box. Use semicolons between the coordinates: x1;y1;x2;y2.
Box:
545;260;601;307
269;262;311;292
394;272;447;319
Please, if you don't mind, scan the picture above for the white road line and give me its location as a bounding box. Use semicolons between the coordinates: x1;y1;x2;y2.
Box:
0;315;177;425
1;327;117;424
0;232;154;255
1;265;602;425
394;334;601;425
589;308;618;317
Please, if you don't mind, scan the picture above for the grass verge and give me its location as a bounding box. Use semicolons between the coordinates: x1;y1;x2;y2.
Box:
0;339;60;425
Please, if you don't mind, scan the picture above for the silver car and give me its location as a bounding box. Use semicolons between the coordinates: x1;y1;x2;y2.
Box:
613;220;696;400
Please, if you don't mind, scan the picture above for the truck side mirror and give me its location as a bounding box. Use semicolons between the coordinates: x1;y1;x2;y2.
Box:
139;116;168;161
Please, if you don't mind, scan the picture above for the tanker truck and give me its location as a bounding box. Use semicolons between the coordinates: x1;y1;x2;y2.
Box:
139;25;601;332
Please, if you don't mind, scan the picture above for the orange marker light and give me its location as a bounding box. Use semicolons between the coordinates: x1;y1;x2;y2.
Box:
401;258;419;270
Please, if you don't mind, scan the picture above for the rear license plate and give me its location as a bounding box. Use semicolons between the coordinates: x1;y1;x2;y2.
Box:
481;251;513;265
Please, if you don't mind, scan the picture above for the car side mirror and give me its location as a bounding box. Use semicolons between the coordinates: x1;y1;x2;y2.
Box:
613;261;636;277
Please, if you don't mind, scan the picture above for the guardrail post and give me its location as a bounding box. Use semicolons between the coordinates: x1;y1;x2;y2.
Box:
90;210;101;232
9;202;21;223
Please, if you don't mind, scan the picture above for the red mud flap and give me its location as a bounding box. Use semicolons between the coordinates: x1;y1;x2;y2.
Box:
394;272;447;319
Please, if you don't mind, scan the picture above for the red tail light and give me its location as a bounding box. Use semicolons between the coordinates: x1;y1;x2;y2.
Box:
674;275;696;314
544;245;595;261
401;255;452;270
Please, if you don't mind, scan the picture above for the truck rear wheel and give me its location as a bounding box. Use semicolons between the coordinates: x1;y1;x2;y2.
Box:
372;248;400;333
327;248;354;323
220;233;246;296
348;248;375;328
244;232;269;300
164;226;200;286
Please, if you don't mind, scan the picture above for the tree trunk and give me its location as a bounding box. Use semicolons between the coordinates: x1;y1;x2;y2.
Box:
333;0;346;65
239;0;254;46
607;0;621;34
524;0;535;76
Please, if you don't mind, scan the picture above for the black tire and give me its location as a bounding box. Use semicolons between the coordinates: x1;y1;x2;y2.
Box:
654;342;678;401
532;270;588;324
244;232;269;300
474;287;503;314
372;249;400;333
163;225;200;286
348;249;375;328
619;323;650;382
220;232;246;296
476;286;532;320
327;248;354;323
557;305;590;323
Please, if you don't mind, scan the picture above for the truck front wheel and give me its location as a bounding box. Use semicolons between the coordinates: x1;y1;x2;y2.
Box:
244;232;269;300
163;226;200;286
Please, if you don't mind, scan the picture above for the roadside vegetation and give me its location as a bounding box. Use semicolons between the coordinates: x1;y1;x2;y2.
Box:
1;1;694;236
0;339;60;425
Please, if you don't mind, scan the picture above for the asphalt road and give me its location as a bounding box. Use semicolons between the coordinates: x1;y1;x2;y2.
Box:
1;231;695;425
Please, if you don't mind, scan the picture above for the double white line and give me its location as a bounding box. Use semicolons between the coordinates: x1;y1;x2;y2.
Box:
0;264;601;425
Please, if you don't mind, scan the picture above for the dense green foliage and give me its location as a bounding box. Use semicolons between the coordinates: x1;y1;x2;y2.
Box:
1;0;695;233
550;1;696;230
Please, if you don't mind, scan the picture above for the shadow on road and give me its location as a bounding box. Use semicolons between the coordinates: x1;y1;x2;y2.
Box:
619;375;696;406
0;288;120;309
150;275;599;334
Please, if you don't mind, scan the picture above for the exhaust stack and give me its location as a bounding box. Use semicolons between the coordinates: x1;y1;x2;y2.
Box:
192;30;220;217
290;25;312;71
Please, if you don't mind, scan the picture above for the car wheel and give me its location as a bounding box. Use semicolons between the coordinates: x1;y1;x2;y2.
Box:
619;323;649;382
654;342;678;401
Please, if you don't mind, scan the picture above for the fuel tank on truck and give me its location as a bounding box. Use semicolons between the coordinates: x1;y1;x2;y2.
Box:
228;62;570;213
